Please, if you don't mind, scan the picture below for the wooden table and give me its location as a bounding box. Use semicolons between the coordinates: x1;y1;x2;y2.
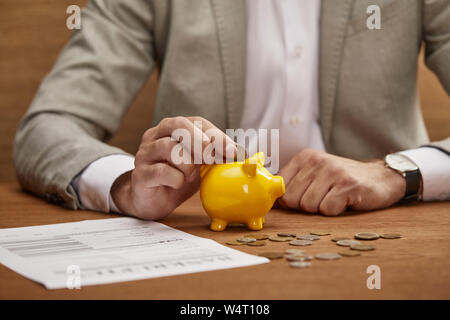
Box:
0;183;449;299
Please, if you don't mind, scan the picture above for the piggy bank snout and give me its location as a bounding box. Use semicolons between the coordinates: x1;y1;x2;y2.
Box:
269;176;285;199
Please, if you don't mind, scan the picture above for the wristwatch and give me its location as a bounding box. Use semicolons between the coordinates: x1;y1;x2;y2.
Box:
384;153;422;202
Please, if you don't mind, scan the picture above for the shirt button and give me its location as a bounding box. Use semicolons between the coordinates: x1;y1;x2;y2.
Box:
294;46;302;58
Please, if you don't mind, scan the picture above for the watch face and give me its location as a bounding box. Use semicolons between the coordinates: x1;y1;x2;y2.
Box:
385;154;418;172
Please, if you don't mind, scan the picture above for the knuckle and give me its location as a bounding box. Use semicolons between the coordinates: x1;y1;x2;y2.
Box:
335;166;346;177
295;148;312;162
300;148;314;157
324;162;341;175
337;174;357;187
280;194;298;209
307;152;325;166
158;117;171;130
348;174;358;184
142;128;153;141
319;201;340;216
159;117;186;132
355;194;363;206
325;166;337;177
350;193;364;208
172;116;188;128
352;182;364;193
319;203;332;216
353;184;366;198
134;150;147;164
300;196;315;213
188;116;204;123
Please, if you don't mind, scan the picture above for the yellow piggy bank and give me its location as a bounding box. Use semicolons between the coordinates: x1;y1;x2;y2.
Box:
200;152;285;231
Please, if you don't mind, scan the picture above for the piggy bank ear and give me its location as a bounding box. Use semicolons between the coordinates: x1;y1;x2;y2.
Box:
242;163;257;177
246;152;265;166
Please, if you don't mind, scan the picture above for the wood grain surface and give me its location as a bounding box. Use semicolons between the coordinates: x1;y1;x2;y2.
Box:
0;183;449;300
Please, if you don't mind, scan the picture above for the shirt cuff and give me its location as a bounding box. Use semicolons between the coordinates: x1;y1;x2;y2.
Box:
72;154;135;213
399;147;450;201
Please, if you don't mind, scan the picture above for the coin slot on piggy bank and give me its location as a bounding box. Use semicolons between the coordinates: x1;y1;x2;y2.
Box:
200;152;285;231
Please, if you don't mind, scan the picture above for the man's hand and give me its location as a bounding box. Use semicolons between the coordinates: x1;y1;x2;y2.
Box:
111;116;237;220
278;149;406;216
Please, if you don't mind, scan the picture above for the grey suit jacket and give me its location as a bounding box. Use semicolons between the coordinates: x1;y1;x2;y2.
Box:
13;0;450;209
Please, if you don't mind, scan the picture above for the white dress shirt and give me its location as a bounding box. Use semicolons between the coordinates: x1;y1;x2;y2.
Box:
241;0;324;169
72;0;450;213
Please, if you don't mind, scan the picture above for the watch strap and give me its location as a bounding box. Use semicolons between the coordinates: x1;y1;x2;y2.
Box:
403;169;421;202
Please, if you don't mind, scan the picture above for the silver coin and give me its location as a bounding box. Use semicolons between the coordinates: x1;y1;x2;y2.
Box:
285;249;306;255
278;232;297;237
339;250;361;257
269;235;295;242
297;234;320;241
286;254;313;262
315;253;341;260
380;233;402;239
289;261;312;269
289;239;313;246
354;232;380;240
336;239;361;247
237;237;256;243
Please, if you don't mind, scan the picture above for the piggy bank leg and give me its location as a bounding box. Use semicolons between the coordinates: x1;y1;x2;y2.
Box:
247;217;264;230
210;218;228;231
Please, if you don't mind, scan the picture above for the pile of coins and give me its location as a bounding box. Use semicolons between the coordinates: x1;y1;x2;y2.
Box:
226;231;402;269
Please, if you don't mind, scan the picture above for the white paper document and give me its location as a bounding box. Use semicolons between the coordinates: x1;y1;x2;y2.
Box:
0;218;268;289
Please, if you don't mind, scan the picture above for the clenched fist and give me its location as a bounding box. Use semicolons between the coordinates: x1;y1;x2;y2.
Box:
278;149;406;216
111;116;237;220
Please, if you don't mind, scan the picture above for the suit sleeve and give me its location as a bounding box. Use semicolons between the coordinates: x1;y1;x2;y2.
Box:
13;0;155;209
422;0;450;154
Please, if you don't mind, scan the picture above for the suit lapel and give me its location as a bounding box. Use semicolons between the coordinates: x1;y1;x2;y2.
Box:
319;0;355;150
211;0;247;129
